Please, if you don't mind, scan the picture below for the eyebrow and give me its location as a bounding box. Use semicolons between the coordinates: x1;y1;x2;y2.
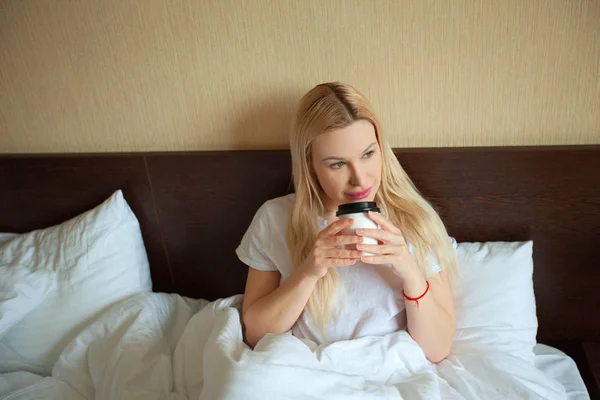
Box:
321;142;377;162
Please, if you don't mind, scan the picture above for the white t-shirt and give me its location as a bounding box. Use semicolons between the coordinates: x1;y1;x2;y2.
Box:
236;193;444;345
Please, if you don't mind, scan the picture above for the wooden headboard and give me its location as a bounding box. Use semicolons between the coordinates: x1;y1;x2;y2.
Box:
1;146;599;345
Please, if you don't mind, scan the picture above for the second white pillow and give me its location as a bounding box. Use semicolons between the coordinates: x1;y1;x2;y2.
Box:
452;241;537;363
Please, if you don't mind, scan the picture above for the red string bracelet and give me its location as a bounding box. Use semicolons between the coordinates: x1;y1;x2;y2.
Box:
402;280;430;308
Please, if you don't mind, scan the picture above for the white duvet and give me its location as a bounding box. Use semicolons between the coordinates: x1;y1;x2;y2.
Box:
0;293;585;400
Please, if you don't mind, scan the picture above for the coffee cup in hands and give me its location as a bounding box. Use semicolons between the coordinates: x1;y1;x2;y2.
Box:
336;202;380;255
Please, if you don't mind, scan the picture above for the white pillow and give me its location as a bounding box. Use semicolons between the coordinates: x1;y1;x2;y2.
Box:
0;233;53;344
0;190;152;375
452;241;537;363
0;262;53;339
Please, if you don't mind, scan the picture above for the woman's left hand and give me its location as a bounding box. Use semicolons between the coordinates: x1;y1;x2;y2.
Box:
355;211;422;281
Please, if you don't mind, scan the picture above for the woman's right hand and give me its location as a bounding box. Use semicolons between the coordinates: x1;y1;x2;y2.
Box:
297;218;363;279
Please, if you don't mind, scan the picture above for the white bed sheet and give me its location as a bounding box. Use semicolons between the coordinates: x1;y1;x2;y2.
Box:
0;293;591;400
533;344;590;400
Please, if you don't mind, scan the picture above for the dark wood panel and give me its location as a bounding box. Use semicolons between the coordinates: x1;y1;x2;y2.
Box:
397;148;599;200
146;151;293;300
0;155;173;293
1;146;599;343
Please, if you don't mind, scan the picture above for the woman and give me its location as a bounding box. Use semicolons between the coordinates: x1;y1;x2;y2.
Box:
236;82;459;363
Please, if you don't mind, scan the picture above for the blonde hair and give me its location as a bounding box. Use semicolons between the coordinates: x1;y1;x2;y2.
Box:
286;82;459;329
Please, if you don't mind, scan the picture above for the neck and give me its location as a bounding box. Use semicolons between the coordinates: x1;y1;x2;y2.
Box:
321;210;337;223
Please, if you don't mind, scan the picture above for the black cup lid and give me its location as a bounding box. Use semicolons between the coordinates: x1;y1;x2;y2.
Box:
336;201;380;216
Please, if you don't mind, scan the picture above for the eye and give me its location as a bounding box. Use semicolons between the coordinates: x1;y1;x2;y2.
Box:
330;161;346;169
362;150;375;159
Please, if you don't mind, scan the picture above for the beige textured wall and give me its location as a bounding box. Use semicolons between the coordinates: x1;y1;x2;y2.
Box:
1;0;599;153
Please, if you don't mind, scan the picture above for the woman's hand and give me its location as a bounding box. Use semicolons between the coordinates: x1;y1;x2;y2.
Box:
297;219;363;280
355;211;422;282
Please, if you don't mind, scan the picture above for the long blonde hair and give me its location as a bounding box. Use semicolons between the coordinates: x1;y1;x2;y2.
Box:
286;82;458;328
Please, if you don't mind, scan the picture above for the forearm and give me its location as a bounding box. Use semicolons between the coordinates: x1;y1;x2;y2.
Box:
243;271;318;347
403;275;456;363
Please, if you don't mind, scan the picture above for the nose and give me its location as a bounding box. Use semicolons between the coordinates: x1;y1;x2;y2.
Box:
349;164;367;187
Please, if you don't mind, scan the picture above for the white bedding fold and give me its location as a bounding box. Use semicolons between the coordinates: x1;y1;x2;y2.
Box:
0;293;580;400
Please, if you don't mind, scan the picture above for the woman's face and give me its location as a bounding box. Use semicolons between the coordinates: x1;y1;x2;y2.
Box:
310;119;382;214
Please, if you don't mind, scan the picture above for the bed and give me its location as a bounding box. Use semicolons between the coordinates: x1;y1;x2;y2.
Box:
0;146;598;399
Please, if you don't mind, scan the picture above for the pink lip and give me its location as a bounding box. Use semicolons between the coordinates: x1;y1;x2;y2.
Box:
347;186;372;200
